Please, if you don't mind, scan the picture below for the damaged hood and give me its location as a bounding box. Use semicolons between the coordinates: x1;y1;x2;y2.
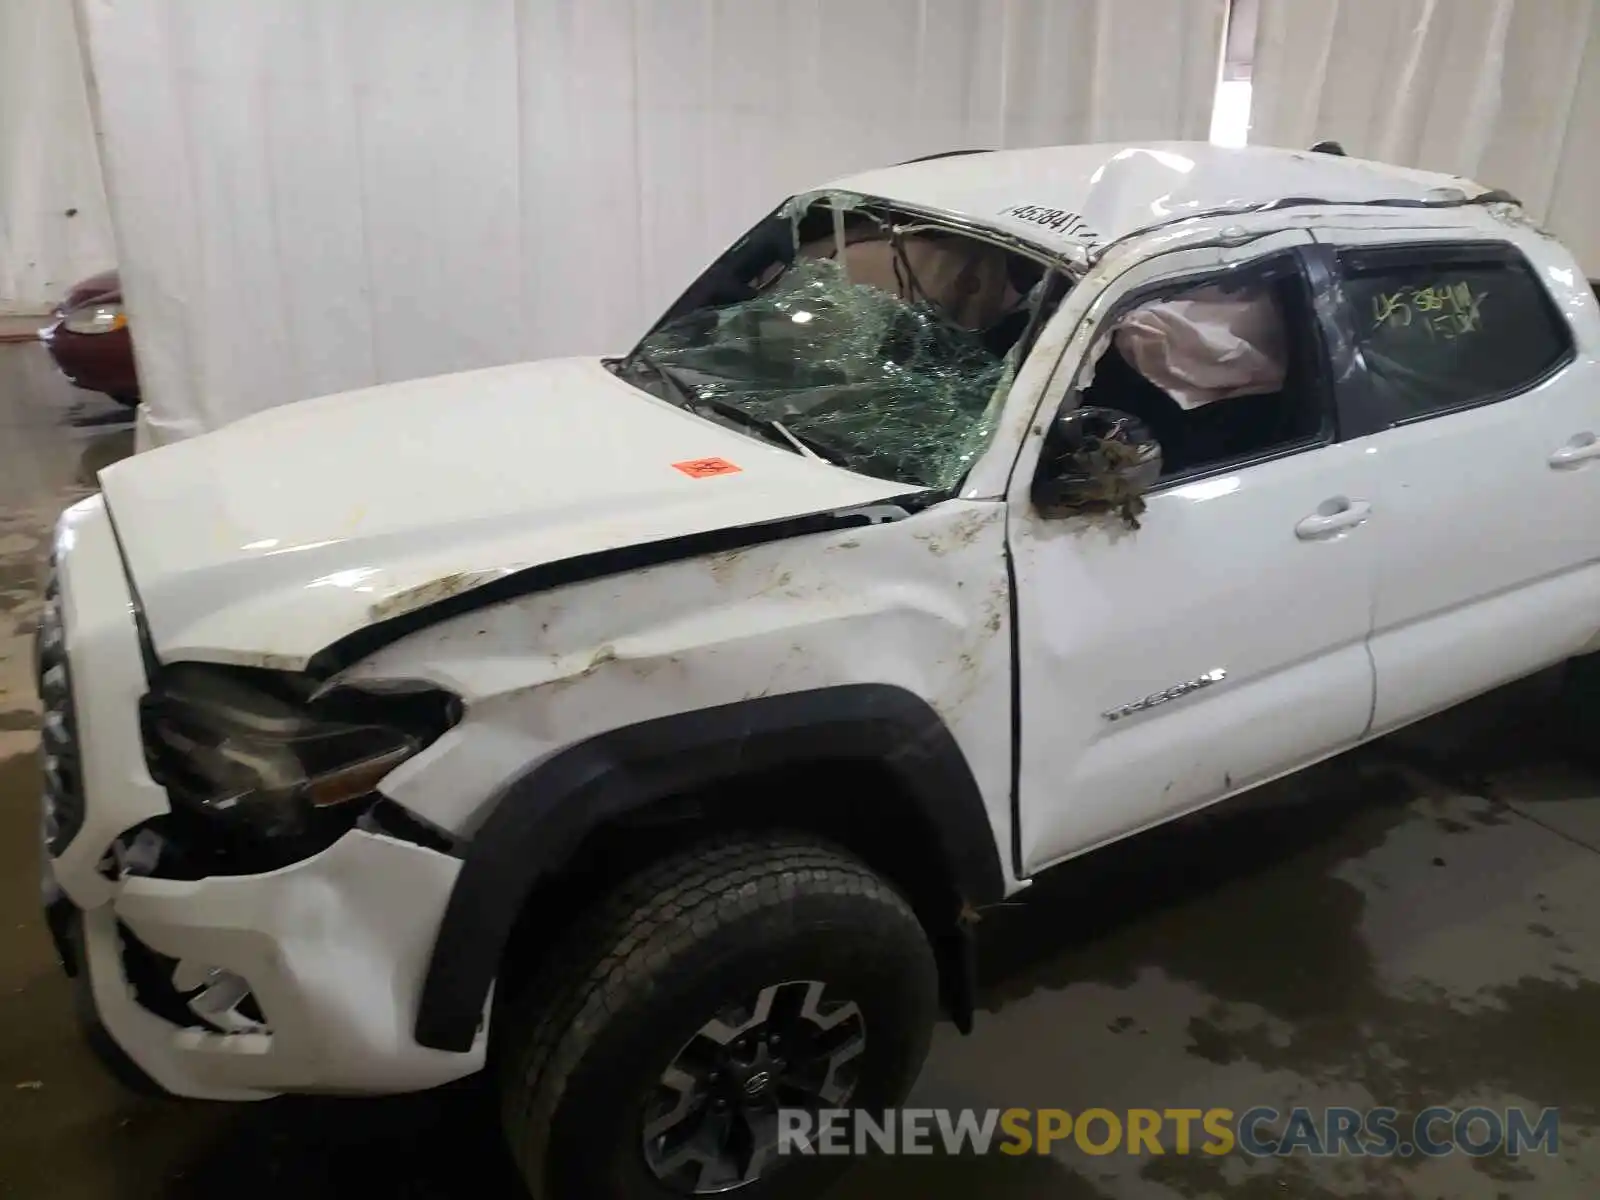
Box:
99;357;917;669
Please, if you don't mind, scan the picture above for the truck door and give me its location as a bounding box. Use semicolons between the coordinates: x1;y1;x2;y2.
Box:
1008;231;1380;874
1311;224;1600;734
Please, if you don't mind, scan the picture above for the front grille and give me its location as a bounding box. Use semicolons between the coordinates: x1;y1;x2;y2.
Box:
36;565;85;856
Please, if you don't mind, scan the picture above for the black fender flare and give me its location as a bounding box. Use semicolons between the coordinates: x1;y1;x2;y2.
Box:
413;684;1005;1052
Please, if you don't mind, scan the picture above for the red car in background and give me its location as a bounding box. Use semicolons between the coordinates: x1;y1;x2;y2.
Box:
38;270;139;407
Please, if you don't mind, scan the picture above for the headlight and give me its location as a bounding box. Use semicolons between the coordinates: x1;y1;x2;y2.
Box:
141;663;460;848
62;303;127;334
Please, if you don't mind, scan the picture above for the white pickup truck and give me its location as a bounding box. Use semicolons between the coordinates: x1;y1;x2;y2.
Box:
38;142;1600;1199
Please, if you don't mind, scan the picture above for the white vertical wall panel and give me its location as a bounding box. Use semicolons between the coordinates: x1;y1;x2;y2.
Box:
1252;0;1600;275
0;0;115;312
78;0;1223;439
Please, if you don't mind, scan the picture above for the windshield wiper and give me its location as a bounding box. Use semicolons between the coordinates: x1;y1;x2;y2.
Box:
621;353;844;466
689;395;843;466
766;420;825;461
775;422;846;466
619;351;688;404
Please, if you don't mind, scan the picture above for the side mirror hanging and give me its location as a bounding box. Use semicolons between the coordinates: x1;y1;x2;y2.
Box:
1031;406;1163;528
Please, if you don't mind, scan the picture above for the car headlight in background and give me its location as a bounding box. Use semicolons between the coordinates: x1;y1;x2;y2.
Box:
61;303;127;335
140;662;460;857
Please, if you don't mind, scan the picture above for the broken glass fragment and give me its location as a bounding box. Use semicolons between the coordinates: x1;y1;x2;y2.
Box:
630;256;1013;492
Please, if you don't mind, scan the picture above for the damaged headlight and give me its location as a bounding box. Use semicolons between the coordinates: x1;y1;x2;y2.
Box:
140;662;460;847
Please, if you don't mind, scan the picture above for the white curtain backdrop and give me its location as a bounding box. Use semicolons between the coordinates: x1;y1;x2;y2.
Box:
0;0;115;314
1252;0;1600;273
74;0;1224;440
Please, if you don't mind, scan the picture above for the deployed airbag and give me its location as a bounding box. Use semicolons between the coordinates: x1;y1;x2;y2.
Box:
1113;284;1287;410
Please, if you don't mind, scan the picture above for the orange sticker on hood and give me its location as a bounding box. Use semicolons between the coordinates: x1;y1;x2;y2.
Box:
672;457;742;479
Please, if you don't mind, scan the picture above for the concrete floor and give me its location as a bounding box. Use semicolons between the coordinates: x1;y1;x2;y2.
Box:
1;340;1599;1198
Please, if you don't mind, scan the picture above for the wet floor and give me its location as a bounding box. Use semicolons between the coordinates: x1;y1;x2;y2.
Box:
1;340;1599;1197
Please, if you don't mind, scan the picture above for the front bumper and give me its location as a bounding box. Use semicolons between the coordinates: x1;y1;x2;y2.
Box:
42;863;167;1096
40;497;486;1100
47;830;485;1100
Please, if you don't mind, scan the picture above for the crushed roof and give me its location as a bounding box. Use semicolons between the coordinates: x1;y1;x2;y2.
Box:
826;142;1493;259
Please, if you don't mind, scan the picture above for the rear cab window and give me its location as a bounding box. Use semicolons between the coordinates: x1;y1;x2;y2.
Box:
1333;241;1575;436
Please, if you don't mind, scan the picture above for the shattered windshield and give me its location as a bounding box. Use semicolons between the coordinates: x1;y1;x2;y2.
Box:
615;196;1066;492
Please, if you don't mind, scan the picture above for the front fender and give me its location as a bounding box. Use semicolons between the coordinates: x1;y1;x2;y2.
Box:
413;684;1003;1052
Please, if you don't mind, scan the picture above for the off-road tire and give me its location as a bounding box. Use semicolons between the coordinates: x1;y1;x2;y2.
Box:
496;832;938;1200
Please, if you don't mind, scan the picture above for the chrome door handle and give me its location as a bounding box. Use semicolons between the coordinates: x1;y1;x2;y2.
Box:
1295;498;1372;541
1549;433;1600;468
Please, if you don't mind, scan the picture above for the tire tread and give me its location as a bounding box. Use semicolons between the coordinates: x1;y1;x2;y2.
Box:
499;833;921;1196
